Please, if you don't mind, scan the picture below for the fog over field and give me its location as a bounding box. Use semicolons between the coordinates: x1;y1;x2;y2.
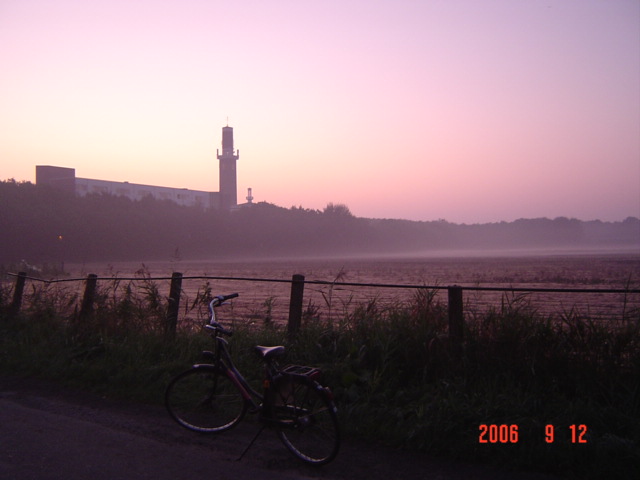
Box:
1;181;638;268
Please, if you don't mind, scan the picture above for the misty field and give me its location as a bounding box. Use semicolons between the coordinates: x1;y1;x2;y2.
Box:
62;252;640;325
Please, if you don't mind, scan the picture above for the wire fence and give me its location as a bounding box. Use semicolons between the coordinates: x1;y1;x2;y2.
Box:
5;271;639;328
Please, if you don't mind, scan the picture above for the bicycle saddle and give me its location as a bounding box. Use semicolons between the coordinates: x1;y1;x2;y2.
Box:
254;345;285;361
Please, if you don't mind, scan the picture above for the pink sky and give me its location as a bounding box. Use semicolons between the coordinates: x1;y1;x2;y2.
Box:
1;0;638;223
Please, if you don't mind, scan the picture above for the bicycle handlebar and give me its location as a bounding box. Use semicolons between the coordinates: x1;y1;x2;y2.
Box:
207;293;238;336
213;293;239;305
208;293;239;312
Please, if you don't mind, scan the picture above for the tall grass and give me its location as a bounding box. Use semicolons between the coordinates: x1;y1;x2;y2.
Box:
0;278;638;479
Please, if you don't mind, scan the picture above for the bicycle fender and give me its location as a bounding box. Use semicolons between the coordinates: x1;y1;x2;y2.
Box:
190;361;218;369
313;381;339;413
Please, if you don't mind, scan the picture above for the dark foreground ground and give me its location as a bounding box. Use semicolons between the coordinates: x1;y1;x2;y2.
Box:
0;376;561;480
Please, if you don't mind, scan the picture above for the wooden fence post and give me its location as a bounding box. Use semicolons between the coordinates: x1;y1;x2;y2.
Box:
166;272;183;340
288;274;305;338
9;271;27;317
448;286;464;355
79;274;98;320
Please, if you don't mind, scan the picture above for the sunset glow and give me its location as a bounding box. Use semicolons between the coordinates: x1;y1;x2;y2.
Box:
1;0;638;223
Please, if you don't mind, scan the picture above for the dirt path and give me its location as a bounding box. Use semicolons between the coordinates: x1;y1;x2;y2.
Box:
0;377;559;480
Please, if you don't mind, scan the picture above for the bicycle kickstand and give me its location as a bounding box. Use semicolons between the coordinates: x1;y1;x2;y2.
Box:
236;424;266;462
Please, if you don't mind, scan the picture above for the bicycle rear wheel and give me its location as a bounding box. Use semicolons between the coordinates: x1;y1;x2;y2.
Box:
272;375;340;465
165;365;246;433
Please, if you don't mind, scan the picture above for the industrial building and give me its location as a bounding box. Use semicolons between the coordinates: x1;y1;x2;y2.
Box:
36;125;245;210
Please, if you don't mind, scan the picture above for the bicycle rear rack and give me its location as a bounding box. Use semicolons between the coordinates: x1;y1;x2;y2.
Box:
281;364;322;380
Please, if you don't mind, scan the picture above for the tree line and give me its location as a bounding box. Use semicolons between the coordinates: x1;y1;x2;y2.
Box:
1;179;638;266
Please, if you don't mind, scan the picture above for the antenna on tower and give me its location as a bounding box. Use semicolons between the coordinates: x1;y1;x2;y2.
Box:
226;116;229;126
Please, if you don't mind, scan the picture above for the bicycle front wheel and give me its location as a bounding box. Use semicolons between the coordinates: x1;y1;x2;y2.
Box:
165;365;246;433
272;375;340;465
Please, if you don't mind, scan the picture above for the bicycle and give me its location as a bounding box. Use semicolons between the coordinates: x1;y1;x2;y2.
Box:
165;293;340;465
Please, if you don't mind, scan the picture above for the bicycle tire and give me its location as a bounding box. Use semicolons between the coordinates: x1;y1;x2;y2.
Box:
165;365;247;433
271;375;340;465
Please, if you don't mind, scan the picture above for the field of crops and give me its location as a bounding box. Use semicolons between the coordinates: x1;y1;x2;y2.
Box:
62;252;640;325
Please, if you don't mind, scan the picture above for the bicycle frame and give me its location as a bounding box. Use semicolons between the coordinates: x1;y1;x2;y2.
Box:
196;331;265;412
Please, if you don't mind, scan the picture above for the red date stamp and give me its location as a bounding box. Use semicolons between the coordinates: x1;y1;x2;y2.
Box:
478;424;519;443
478;424;588;444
